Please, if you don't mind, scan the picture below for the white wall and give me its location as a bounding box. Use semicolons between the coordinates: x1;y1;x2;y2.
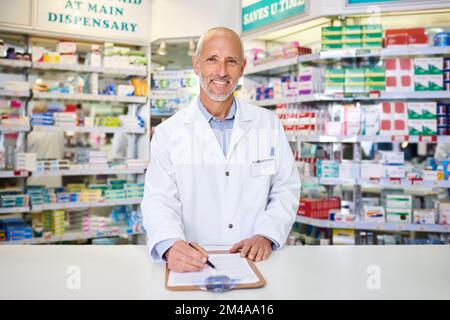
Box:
150;0;242;41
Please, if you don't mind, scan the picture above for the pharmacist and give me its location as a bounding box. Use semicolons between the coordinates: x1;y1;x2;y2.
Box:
141;27;300;273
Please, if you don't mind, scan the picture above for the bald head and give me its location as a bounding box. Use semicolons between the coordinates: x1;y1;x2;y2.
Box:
195;27;244;62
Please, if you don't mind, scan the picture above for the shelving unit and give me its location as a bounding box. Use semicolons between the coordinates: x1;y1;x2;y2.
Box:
244;27;450;244
32;91;147;104
253;92;450;107
32;125;145;134
0;33;149;245
296;215;450;233
244;46;450;76
0;228;145;245
30;198;142;213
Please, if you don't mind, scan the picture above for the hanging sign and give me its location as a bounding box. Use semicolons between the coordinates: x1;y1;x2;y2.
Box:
36;0;150;41
242;0;307;33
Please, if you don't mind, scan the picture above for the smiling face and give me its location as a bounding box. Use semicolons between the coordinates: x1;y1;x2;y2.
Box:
193;30;246;102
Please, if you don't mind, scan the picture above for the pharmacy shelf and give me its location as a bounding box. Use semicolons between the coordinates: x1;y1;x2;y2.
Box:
31;167;146;177
0;228;146;245
30;198;142;212
245;47;450;76
0;59;32;69
244;56;300;76
300;174;450;189
299;46;450;64
32;62;147;77
296;215;450;233
151;112;176;118
0;89;30;98
0;171;28;178
32;91;148;104
0;125;30;133
0;206;29;214
252;92;450;106
292;135;449;144
32;125;145;134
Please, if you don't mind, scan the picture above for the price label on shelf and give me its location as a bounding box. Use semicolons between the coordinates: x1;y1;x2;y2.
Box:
419;136;437;143
391;136;409;143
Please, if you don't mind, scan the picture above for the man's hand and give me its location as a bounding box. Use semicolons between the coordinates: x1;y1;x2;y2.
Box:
230;235;272;262
165;240;208;273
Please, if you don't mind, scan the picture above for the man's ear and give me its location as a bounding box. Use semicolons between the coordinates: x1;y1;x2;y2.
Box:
242;58;247;71
192;56;200;76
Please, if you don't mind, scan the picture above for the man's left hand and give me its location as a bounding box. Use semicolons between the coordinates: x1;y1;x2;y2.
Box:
229;235;272;262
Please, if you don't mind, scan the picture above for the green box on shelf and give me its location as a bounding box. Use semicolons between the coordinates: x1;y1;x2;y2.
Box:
346;68;365;77
342;25;362;35
363;40;383;48
322;35;342;41
343;42;363;49
322;26;342;36
362;25;382;34
326;69;346;79
365;84;386;92
322;43;343;50
414;75;429;91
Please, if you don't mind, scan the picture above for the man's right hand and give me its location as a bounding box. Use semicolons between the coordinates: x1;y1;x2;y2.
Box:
164;240;208;273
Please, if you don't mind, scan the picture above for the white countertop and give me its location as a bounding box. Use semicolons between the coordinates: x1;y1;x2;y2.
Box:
0;245;449;300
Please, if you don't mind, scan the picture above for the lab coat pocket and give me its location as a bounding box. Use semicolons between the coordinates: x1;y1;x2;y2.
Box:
251;158;276;177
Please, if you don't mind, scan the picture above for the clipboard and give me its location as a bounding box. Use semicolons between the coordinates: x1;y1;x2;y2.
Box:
165;250;266;291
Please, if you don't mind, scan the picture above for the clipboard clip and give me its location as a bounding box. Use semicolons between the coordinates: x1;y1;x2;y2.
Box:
198;275;238;293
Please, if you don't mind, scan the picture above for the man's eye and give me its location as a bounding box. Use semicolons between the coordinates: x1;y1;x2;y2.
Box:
227;60;237;64
206;57;216;62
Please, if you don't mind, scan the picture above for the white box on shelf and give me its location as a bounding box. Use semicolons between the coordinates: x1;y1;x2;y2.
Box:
339;162;360;179
386;208;412;223
57;41;77;55
363;206;385;223
59;54;78;65
379;151;404;164
4;81;29;91
422;170;438;181
386;194;413;209
360;162;383;179
382;164;406;178
15;153;37;171
438;202;450;225
413;209;436;224
117;85;135;97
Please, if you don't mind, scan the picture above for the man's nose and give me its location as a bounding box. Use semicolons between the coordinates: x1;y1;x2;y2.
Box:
215;60;228;78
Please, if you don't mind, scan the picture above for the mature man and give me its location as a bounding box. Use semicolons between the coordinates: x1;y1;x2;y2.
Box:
141;27;300;273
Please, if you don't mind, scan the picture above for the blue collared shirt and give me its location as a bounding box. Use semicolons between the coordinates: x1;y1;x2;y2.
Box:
197;97;236;156
153;98;279;260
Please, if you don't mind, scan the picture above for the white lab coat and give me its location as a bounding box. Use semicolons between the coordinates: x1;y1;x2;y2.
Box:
141;98;301;262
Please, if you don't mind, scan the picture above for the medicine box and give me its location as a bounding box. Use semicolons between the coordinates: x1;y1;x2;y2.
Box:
57;41;77;55
422;120;437;136
382;165;406;178
386;209;412;223
339;162;360;179
360;162;382;178
364;206;385;223
414;75;429;91
386;194;413;209
379;151;404;164
413;209;436;224
408;119;423;135
438;202;450;225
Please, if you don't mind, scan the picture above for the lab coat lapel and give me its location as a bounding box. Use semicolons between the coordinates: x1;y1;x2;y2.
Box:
226;99;254;162
183;100;226;162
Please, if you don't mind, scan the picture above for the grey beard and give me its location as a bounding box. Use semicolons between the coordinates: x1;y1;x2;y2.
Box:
199;74;238;102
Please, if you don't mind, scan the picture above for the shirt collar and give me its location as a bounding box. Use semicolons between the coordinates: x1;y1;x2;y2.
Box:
197;97;236;122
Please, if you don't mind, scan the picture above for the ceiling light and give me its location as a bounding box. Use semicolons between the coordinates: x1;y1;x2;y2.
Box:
188;38;196;56
157;40;167;56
